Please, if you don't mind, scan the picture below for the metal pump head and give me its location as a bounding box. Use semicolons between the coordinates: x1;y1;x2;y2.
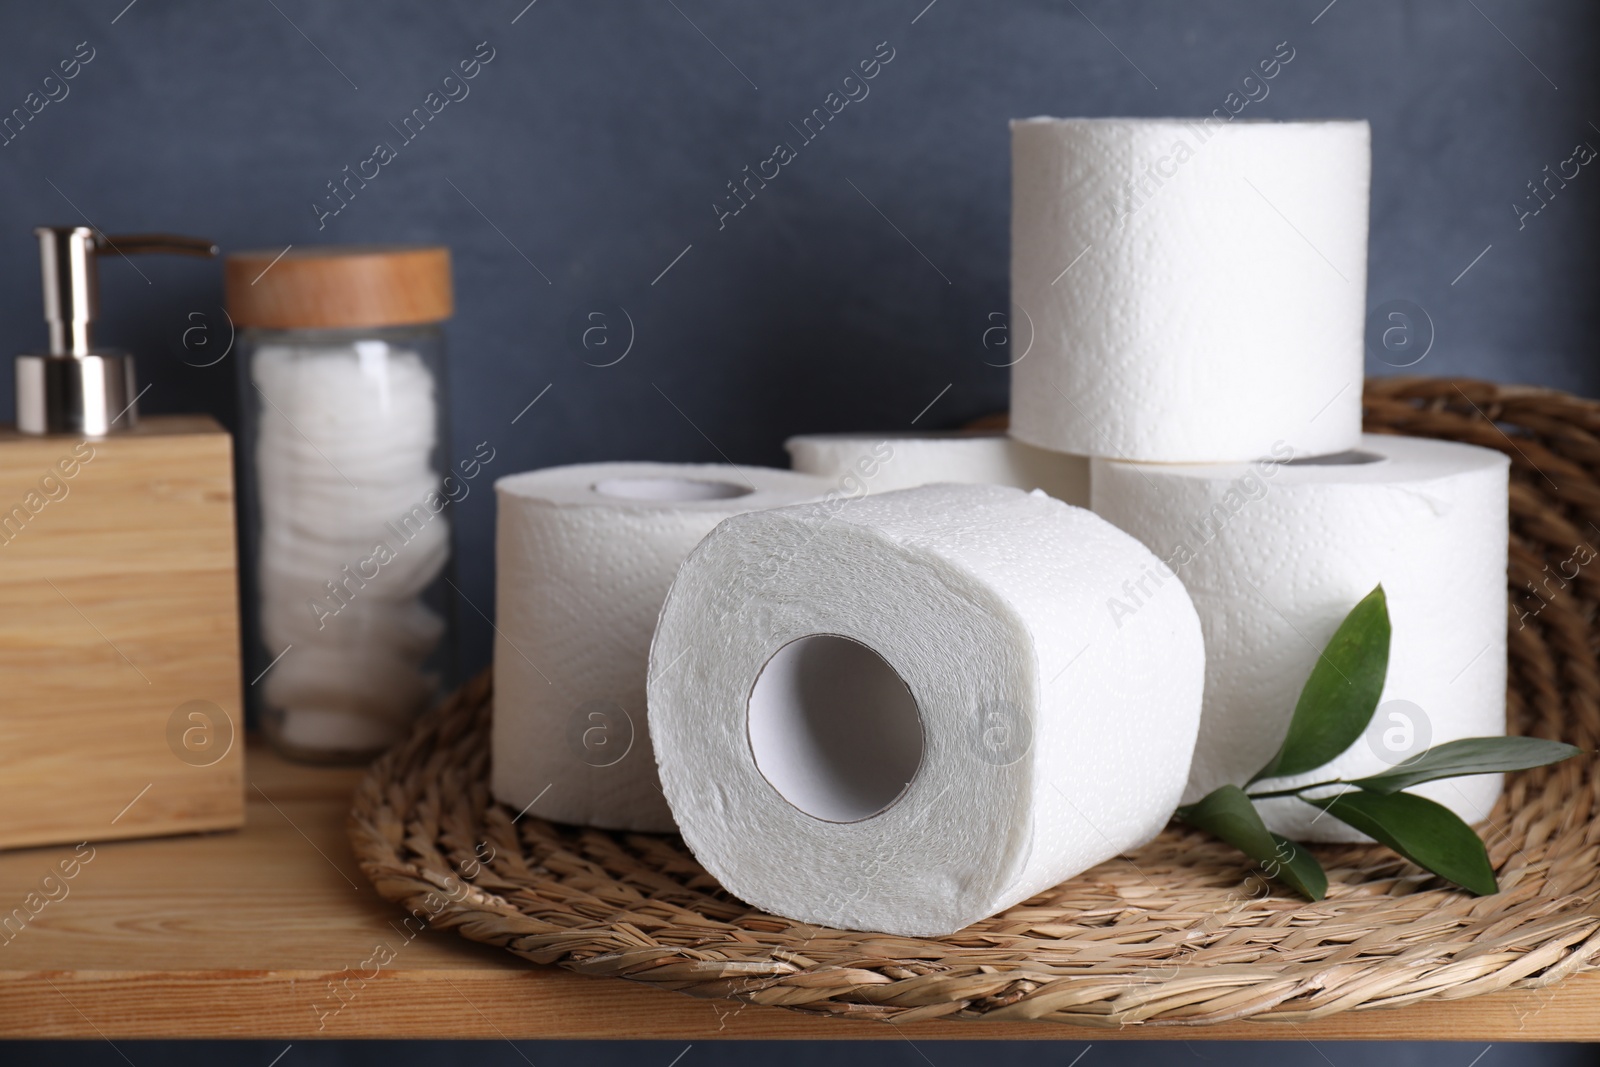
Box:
17;226;218;436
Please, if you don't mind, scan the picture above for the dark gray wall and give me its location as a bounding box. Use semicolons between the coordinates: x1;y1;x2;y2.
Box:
2;0;1597;680
1;0;1596;1061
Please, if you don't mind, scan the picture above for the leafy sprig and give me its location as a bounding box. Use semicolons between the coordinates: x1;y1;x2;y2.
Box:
1177;585;1582;900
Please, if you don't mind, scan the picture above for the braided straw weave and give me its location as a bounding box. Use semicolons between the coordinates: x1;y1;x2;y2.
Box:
349;377;1600;1027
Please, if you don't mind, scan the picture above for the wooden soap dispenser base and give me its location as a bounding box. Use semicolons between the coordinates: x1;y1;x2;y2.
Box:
0;226;244;850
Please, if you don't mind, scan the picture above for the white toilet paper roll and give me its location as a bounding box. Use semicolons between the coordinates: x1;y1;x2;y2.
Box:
492;462;832;831
1010;117;1371;463
1091;434;1510;842
648;483;1205;936
785;431;1090;505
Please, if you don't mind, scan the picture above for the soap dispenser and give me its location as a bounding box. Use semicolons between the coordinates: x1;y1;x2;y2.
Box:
18;226;218;434
0;225;245;850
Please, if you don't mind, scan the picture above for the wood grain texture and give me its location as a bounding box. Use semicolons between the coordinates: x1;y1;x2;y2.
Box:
0;742;1597;1040
0;415;243;850
224;245;452;329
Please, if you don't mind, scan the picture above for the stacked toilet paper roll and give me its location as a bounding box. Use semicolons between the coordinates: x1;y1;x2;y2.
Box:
492;462;831;832
1091;435;1510;842
785;431;1089;505
648;483;1205;936
1009;117;1372;463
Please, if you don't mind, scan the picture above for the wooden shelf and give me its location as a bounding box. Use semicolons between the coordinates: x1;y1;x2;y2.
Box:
2;740;1596;1041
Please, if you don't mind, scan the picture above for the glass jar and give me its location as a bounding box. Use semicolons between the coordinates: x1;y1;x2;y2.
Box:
226;247;457;763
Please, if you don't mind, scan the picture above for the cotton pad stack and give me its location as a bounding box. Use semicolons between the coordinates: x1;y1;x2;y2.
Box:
492;462;831;832
785;431;1089;504
1003;117;1509;841
254;343;449;753
648;484;1204;936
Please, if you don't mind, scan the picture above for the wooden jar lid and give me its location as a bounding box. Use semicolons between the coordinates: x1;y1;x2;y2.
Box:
224;245;452;329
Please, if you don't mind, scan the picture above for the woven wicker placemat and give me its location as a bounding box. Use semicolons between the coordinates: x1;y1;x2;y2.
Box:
349;377;1600;1028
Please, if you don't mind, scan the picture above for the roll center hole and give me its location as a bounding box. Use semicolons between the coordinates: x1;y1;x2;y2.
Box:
592;477;752;501
746;634;924;823
1283;449;1386;467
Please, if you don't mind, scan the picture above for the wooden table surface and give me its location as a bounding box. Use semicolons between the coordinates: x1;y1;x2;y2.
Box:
1;740;1596;1042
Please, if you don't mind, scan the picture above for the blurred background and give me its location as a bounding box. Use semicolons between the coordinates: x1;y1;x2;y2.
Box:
2;0;1595;1060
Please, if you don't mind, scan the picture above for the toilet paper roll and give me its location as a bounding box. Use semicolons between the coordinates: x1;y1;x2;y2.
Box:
648;483;1205;936
1091;434;1510;842
492;462;832;831
785;431;1090;505
1010;117;1371;462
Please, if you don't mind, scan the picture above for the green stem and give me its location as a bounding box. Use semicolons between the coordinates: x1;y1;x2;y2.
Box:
1244;779;1348;801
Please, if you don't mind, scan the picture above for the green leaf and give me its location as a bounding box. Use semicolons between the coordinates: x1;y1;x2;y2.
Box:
1304;789;1498;895
1351;736;1582;795
1267;832;1329;903
1251;585;1391;783
1177;785;1327;900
